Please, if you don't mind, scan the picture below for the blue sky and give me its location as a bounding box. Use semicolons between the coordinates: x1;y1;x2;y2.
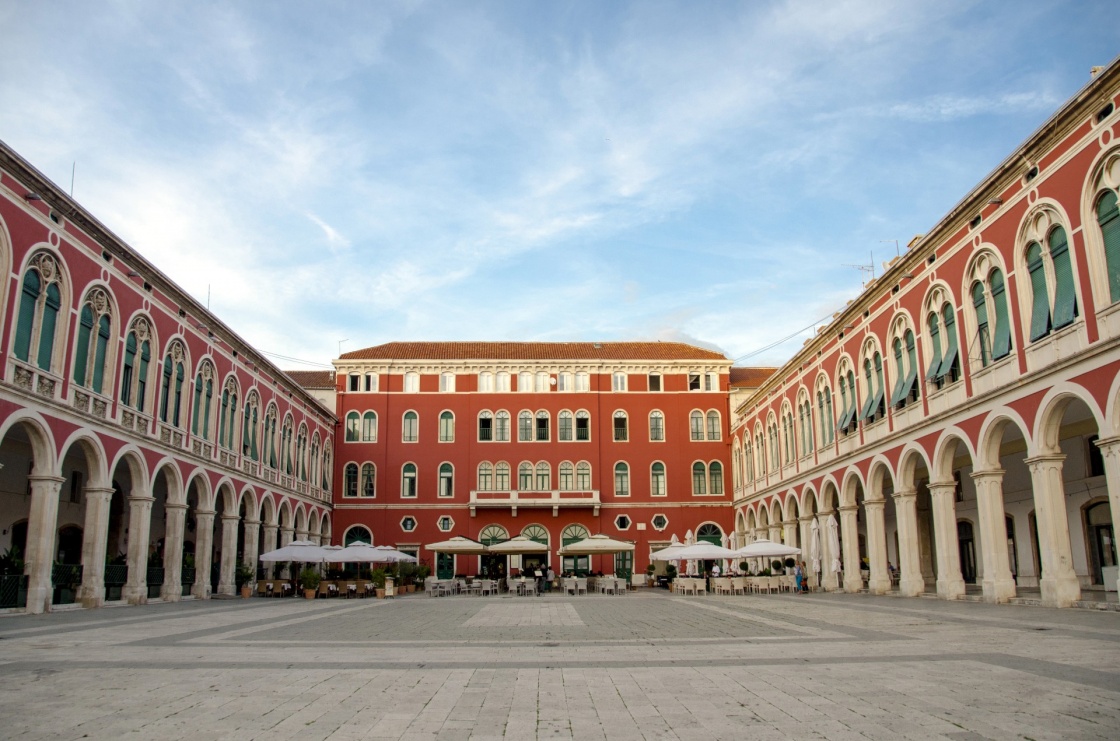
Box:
1;1;1116;369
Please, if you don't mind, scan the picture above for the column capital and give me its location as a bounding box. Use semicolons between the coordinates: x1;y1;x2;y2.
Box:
893;487;917;500
83;486;116;498
927;482;956;499
195;509;216;518
243;518;261;527
262;522;279;531
127;494;156;504
782;519;798;527
798;515;815;523
221;513;241;523
164;501;188;511
28;474;66;485
1093;435;1120;456
1024;453;1066;471
838;504;859;514
863;498;885;511
970;468;1005;483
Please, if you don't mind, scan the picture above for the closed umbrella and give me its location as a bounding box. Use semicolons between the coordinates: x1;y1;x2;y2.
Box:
827;513;842;588
810;519;821;587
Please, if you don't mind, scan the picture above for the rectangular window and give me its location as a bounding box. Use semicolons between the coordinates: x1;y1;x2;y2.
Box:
479;416;492;441
536;469;549;490
648;374;661;392
519;414;533;441
649;414;664;441
612;372;627;391
705;373;717;391
576;414;590;441
440;373;455;392
536;414;549;441
496;373;510;392
439;414;454;442
404;373;419;393
519;467;532;490
518;372;533;392
575;372;589;392
348;374;360;392
614;468;629;497
495;466;510;490
364;373;376;392
613;415;628;441
560;467;573;490
495;413;510;441
559;414;573;441
688;373;701;391
535;372;549;392
478;468;492;491
557;372;571;391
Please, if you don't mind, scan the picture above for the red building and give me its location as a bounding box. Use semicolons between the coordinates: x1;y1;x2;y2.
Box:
330;342;733;579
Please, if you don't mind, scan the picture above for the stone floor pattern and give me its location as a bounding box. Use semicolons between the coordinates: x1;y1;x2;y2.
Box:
0;591;1117;740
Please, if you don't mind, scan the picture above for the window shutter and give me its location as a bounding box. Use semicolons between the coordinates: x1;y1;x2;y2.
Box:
37;283;62;371
888;339;906;407
972;281;990;368
872;354;885;417
925;313;942;381
936;304;959;381
1027;243;1051;340
859;360;875;421
13;270;40;362
73;304;93;387
1098;191;1120;303
1049;227;1077;329
92;315;111;394
989;270;1012;360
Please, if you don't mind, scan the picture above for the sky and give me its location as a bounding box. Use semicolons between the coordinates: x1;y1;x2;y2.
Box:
0;1;1117;370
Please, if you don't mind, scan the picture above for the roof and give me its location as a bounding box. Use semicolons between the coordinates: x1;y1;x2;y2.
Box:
729;367;778;388
284;370;336;389
339;341;729;362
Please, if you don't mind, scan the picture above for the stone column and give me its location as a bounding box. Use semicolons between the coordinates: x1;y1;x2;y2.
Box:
817;511;836;590
278;526;295;578
971;469;1016;603
864;499;891;594
928;482;965;600
798;516;814;587
192;510;215;599
1025;454;1081;607
261;524;278;579
218;514;240;595
839;505;862;592
24;475;64;614
122;494;155;604
161;502;187;602
782;519;799;549
243;518;261;589
1094;436;1120;595
78;486;114;608
893;488;924;597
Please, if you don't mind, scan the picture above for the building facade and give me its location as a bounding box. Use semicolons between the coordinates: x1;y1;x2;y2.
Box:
330;342;733;578
730;63;1120;607
0;143;335;614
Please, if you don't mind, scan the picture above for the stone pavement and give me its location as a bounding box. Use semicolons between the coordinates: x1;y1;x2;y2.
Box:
0;590;1117;740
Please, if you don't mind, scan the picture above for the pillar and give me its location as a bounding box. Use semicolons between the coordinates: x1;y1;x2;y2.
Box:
161;502;187;602
78;486;114;608
782;519;799;550
261;523;278;578
839;504;862;592
24;475;64;614
928;482;965;600
192;510;215;599
243;518;261;588
278;526;294;578
1025;454;1081;607
864;499;891;594
971;469;1016;603
893;488;924;597
122;494;155;604
218;514;240;595
1095;436;1120;595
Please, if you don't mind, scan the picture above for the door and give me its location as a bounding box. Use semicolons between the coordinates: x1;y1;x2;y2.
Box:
436;552;454;580
957;520;976;584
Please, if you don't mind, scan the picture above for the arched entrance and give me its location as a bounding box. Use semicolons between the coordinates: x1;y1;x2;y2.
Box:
561;524;589;575
478;524;508;580
1084;500;1116;585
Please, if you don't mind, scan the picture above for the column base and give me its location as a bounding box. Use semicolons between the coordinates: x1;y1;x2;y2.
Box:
867;577;891;595
899;576;924;597
981;577;1017;604
1040;575;1080;607
191;583;211;600
122;585;149;605
160;587;182;602
78;587;104;609
843;573;863;593
216;582;236;597
25;586;50;614
936;577;965;600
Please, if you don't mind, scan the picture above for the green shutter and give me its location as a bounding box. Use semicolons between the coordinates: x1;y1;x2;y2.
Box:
218;389;229;444
889;338;906;406
13;270;40;362
1050;227;1077;329
859;359;875;421
192;374;204;435
990;270;1012;360
73;305;93;387
972;281;990;368
120;333;136;404
173;363;184;426
1027;243;1051;340
160;356;172;422
137;341;150;412
872;353;885;417
92;315;110;394
925;313;942;381
904;331;918;402
936;304;959;381
1099;191;1120;303
37;282;61;371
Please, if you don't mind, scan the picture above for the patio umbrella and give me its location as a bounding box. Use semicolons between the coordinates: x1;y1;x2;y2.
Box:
668;542;739;561
734;539;802;559
424;536;489;555
259;540;329;563
371;545;418;563
809;518;822;583
332;542;384;563
558;535;635;555
485;535;549;554
827;513;842;586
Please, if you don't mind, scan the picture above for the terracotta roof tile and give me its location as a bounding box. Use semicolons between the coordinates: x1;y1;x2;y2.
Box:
339;341;728;362
284;370;335;389
729;367;777;388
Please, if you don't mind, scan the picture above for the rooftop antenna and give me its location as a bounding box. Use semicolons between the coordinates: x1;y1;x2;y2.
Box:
70;162;76;197
842;250;876;285
338;339;349;356
880;239;900;258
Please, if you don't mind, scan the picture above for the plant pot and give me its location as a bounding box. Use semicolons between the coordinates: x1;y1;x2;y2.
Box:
240;586;251;598
376;588;385;599
304;589;316;599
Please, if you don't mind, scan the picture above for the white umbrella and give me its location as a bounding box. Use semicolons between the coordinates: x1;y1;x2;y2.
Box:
424;536;489;555
333;542;383;563
734;539;802;559
827;513;842;586
684;529;696;576
486;535;549;554
259;540;328;563
810;519;821;581
559;535;635;555
371;545;418;563
667;542;739;560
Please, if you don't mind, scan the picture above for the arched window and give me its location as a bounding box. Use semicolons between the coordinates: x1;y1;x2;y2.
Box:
816;380;834;446
295;425;308;481
690;410;704;441
559;461;574;490
708;461;723;496
13;253;63;372
402;411;418;442
858;351;885;424
495;410;510;441
191;364;215;441
345;412;360;442
559;410;574;441
479;524;508;545
120;319;153;412
403;372;419;392
478;371;494;392
575;372;589;391
612;371;627;391
613;410;628;441
518;462;533;490
575;410;591;441
924;291;960;390
218;378;239;451
1027;241;1051;340
1097;190;1120;303
281;417;294;474
535;461;550;490
651;462;666;496
692;462;707;496
649;411;665;442
576;461;591;489
361;463;376;497
478;410;493;441
344;463;358;497
535;371;549;392
439;372;455;392
836;362;858;435
401;463;417;497
562;523;590;574
439;463;454;497
242;393;260;461
495;462;510;490
72;289;112;394
159;344;186;427
518;411;533;441
478;462;493;490
321;444;332;491
614;462;629;497
361;411;377;441
744;438;755;482
518;371;533;392
439;411;454;442
888;328;920;409
535;410;549;441
706;411;720;441
697;523;723;545
1026;224;1079;342
344;525;372;546
263;405;278;469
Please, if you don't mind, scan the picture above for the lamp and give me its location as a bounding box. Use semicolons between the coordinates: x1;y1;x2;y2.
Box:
23;192;42;201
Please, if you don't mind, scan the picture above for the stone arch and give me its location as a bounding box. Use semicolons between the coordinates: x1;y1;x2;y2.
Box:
258;492;277;527
212;479;239;516
784;491;801;521
320;512;331;541
800;484;819;516
277;499;293;531
0;409;57;476
307;509;321;539
1034;383;1106;455
818;476;841;511
293;503;308;535
56;429;110;489
932;427;978;484
183;468;214;512
108;446;149;496
1080;142;1120;312
839;467;865;508
866;456;894;502
237;486;258;520
976;409;1033;471
897;444;932;488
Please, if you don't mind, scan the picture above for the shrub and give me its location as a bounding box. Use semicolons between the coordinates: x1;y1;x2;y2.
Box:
784;557;796;569
299;567;321;591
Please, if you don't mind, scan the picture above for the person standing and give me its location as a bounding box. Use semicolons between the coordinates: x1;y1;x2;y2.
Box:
545;565;555;593
794;561;804;593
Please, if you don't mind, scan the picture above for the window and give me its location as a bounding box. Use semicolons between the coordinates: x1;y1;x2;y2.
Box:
495;411;510;441
858;350;885;425
692;461;707;495
72;289;112;395
158;345;186;427
613;411;628;441
263;406;278;469
559;461;574;490
400;516;416;532
402;411;418;442
535;462;550;490
647;373;661;392
345;412;360;442
361;412;377;441
782;408;794;463
364;373;377;392
888;328;920;409
518;371;533;392
478;411;493;441
535;372;549;392
690;411;704;441
651;462;666;496
403;372;419;393
478;462;493;490
496;371;511;392
242;394;260;461
518;462;533;490
478;372;494;392
281;417;294;474
361;463;376;497
518;411;533;441
612;372;627;391
651;513;668;531
479;524;508;545
191;365;215;441
119;320;152;412
559;410;574;441
688;373;701;391
709;462;723;495
925;297;960;390
1097;190;1120;303
576;461;590;489
1025;221;1078;341
574;372;589;392
816;380;834;446
614;462;630;497
706;411;720;441
344;463;358;497
348;374;360;392
705;373;717;391
344;526;372;546
835;363;858;434
557;372;572;391
649;411;664;441
13;253;63;372
495;462;510;490
575;411;590;441
797;397;813;457
401;463;417;497
440;372;455;392
437;516;454;532
439;463;453;497
439;411;454;442
614;515;631;530
535;411;549;441
217;379;239;450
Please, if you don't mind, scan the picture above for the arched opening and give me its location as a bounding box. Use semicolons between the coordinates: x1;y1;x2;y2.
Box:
0;419;52;611
55;436;102;607
1084;499;1116;586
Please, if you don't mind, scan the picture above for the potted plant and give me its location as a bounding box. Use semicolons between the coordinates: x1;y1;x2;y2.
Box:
371;567;387;598
665;563;677;590
771;559;784;574
235;562;255;598
299;567;321;599
645;563;656;587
